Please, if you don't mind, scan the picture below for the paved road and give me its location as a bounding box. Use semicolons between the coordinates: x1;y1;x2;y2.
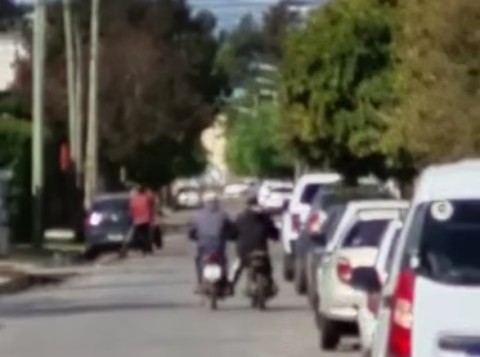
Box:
0;206;360;357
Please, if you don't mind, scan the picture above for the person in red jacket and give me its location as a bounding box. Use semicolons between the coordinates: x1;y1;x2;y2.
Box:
128;184;155;254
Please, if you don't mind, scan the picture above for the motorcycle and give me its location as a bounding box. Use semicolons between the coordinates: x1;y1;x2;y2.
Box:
201;252;228;310
246;250;276;310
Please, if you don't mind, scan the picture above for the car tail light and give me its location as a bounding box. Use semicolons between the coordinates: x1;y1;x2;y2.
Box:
336;257;352;283
291;213;301;232
307;212;322;233
388;270;415;357
88;212;103;226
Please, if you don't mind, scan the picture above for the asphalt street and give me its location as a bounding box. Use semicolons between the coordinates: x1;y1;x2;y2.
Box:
0;203;361;357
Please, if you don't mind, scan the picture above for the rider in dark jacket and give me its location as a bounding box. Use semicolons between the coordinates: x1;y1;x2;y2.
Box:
230;196;279;292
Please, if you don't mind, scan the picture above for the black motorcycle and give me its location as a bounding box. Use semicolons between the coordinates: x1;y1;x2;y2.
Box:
246;250;277;310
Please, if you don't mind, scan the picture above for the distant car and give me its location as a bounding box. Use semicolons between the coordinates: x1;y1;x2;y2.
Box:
355;219;402;357
281;173;342;282
257;180;293;208
315;199;408;351
223;183;249;199
260;184;293;213
175;187;201;209
84;193;132;255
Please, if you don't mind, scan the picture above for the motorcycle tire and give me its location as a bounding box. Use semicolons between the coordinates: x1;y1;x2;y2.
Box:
209;285;218;310
256;274;268;311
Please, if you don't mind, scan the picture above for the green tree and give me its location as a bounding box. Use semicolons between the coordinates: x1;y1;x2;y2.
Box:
226;100;293;177
13;0;228;189
279;0;398;183
385;0;480;168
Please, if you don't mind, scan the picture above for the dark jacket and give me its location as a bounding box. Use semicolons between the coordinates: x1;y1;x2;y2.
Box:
189;202;233;252
234;208;278;259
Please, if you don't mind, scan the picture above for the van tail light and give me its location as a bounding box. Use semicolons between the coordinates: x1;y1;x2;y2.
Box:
307;212;322;233
336;257;352;283
291;214;301;232
388;270;415;357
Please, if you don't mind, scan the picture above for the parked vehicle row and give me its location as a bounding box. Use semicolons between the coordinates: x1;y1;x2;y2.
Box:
282;159;480;357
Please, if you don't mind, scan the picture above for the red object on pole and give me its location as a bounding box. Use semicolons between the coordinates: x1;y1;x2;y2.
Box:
60;142;71;172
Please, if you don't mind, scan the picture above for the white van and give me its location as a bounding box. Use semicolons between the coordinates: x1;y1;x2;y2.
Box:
281;172;341;280
365;160;480;357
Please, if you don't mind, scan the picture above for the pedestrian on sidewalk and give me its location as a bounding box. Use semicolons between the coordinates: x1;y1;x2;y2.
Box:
121;184;155;257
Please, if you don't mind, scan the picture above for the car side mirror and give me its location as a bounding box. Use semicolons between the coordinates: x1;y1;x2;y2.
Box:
350;266;382;293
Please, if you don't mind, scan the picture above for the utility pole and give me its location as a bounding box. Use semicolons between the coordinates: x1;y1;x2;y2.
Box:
32;0;47;249
74;19;84;185
63;0;77;168
85;0;100;209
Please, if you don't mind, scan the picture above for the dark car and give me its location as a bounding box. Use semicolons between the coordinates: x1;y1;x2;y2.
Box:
292;185;393;297
84;193;132;256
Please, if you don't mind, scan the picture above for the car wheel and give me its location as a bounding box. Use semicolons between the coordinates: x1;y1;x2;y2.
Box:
283;253;294;281
293;258;307;295
319;316;340;350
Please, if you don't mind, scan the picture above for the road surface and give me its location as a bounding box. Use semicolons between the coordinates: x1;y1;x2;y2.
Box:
0;205;360;357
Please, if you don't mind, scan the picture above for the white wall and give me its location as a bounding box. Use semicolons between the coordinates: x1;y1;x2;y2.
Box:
0;33;24;92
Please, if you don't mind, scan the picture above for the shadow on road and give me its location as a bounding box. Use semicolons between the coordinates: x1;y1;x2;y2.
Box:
0;301;197;319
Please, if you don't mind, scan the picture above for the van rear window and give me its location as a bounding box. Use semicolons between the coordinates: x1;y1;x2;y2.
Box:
410;200;480;285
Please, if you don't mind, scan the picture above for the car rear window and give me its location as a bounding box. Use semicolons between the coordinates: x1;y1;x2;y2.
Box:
272;187;292;193
342;219;389;248
300;184;323;204
409;200;480;285
93;198;129;212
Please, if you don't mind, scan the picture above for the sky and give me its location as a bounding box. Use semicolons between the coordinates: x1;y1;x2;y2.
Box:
14;0;284;30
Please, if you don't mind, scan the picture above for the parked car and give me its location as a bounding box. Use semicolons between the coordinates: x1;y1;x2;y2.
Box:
281;173;342;281
361;159;480;357
260;184;293;213
257;180;293;209
315;199;408;351
353;219;403;357
175;187;201;209
85;193;132;255
295;185;393;295
223;182;249;199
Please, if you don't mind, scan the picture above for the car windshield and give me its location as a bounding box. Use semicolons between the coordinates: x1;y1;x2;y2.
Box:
410;200;480;285
93;198;129;213
342;219;390;248
318;187;392;211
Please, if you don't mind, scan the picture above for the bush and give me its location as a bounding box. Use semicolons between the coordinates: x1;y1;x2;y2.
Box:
0;118;32;243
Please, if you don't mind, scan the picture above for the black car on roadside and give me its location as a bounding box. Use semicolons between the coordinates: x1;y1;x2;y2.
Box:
84;193;132;256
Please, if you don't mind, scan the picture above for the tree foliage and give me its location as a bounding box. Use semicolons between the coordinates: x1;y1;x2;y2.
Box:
386;0;480;168
279;0;397;182
226;100;293;177
13;0;228;188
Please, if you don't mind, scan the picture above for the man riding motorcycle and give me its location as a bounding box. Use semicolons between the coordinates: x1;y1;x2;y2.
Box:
189;192;234;294
230;196;279;295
